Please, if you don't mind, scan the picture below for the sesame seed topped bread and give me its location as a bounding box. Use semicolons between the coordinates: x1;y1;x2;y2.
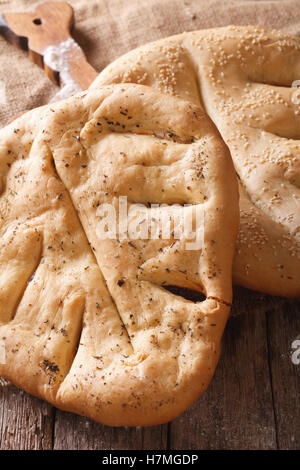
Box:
0;84;238;426
92;25;300;297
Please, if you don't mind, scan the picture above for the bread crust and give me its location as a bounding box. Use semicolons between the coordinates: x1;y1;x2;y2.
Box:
92;25;300;297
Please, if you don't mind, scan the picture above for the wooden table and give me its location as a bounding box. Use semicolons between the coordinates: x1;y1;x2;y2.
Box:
0;287;299;450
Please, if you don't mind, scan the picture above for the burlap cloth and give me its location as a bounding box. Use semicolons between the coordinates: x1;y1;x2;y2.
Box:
0;0;300;127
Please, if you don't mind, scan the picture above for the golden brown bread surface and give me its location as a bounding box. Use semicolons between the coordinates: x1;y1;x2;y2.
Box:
2;24;298;427
0;83;239;426
92;25;300;297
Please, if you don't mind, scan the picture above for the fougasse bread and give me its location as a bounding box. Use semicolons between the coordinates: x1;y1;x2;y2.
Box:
92;25;300;297
0;84;239;426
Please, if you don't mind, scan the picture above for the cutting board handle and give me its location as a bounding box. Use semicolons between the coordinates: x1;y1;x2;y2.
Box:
1;1;98;94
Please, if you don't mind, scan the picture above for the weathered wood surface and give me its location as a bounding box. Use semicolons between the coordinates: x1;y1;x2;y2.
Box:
0;380;53;450
0;288;299;450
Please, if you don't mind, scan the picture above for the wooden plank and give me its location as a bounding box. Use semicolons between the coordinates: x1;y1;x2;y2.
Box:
141;425;168;450
266;297;300;450
169;288;277;450
53;410;168;450
0;379;54;450
2;1;98;90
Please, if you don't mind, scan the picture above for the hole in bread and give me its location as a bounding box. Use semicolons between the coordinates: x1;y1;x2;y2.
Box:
163;285;206;302
33;18;42;25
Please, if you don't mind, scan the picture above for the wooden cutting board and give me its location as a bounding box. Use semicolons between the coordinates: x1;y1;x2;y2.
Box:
0;1;299;451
